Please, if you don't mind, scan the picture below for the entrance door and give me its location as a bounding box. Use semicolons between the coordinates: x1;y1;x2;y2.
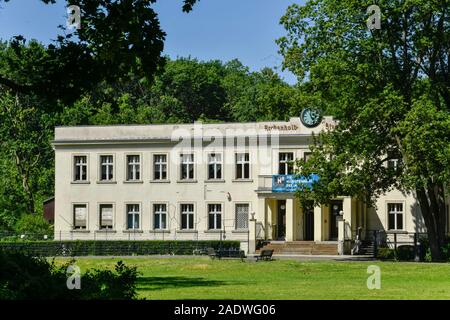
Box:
330;201;342;240
277;200;286;240
304;207;314;241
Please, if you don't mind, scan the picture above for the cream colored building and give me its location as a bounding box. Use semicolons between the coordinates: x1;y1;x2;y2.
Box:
52;116;449;254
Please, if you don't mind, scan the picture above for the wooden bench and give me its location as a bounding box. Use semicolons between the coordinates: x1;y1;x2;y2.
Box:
207;247;246;261
255;249;274;261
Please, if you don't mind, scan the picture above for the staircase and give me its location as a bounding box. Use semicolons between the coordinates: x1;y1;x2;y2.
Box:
258;241;338;256
358;240;375;256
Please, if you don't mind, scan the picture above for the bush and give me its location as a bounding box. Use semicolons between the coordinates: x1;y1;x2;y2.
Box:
377;247;395;260
0;240;241;256
0;251;139;300
14;214;53;240
396;245;415;261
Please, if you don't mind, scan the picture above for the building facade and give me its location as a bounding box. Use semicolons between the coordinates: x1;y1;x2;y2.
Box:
53;116;449;254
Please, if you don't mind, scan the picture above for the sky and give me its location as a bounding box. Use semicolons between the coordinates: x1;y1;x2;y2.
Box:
0;0;303;84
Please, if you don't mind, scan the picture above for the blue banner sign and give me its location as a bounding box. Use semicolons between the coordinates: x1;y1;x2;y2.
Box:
272;174;319;193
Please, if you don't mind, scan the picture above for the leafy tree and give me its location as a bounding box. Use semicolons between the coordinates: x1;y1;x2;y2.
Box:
278;0;449;260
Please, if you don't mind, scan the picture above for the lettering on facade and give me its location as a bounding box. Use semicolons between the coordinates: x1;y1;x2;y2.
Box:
264;124;298;132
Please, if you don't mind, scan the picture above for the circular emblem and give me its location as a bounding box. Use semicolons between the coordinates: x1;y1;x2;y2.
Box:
300;108;322;128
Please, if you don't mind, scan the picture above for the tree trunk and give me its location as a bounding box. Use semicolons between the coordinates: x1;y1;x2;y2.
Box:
416;185;447;261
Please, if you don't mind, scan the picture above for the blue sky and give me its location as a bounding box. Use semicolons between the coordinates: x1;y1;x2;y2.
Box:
0;0;302;84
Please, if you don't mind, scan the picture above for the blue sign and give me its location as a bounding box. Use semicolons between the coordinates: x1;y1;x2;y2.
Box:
272;174;319;193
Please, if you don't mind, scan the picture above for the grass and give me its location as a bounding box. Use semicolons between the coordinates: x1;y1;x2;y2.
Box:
54;257;450;300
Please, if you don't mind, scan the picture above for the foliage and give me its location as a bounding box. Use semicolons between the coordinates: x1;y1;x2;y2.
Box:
377;247;396;260
0;251;139;299
279;0;449;261
14;214;53;239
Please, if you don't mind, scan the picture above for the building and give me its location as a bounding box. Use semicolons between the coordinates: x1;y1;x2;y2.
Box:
43;197;55;224
52;115;450;254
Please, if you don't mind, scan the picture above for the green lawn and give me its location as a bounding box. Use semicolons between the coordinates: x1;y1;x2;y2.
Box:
54;257;450;300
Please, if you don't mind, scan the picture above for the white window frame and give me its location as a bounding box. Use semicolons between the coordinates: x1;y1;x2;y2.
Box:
278;152;294;175
126;203;141;230
126;154;141;181
234;202;250;230
207;153;223;180
180;203;195;230
207;203;223;230
180;153;195;181
99;154;115;182
73;155;88;182
99;203;114;230
72;203;88;230
152;153;169;181
387;202;405;231
235;152;250;180
153;203;168;230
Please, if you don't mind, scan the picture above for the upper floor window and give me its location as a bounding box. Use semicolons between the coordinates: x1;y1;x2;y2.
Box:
303;152;312;162
153;154;168;180
208;204;222;230
127;155;141;181
388;203;403;230
153;204;167;230
74;156;88;181
387;151;401;170
235;153;250;179
126;204;140;230
73;204;87;229
208;153;222;180
180;203;195;230
279;152;294;175
180;154;194;180
100;155;114;181
99;204;113;230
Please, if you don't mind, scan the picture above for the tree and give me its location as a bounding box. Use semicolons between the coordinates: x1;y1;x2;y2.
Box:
278;0;449;260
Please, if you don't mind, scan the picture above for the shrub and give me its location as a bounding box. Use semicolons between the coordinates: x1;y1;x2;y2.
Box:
0;251;139;300
396;245;415;261
377;247;395;260
14;214;53;240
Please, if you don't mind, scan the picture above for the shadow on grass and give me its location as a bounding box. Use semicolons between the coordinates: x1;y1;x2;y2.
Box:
137;276;230;291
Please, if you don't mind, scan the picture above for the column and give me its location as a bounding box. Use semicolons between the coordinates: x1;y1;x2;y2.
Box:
286;198;294;241
314;205;323;241
248;217;256;254
342;197;352;240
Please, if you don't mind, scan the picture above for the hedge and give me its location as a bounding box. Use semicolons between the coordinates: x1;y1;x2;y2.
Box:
0;240;241;257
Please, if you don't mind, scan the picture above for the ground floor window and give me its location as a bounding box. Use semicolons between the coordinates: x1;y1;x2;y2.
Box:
127;204;140;230
235;203;249;230
208;204;222;230
99;204;113;229
154;204;167;230
73;204;87;229
181;203;194;230
388;203;403;230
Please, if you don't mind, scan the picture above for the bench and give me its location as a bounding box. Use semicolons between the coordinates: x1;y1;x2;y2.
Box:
256;249;274;261
207;247;246;262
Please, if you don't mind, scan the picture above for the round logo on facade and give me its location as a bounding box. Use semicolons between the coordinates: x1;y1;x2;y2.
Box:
300;108;322;128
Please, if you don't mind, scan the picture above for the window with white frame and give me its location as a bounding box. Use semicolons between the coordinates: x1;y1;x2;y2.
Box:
235;203;249;230
127;155;141;181
153;204;167;230
180;203;194;230
180;154;194;180
387;151;401;170
126;204;140;230
208;204;222;230
74;156;88;181
153;154;168;180
278;152;294;175
235;153;250;179
73;204;87;229
99;204;113;230
388;203;403;230
208;153;222;180
100;155;114;181
303;152;312;162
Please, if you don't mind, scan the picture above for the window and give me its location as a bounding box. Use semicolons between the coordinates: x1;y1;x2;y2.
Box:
388;203;403;230
100;155;114;181
208;153;222;180
127;155;141;181
154;204;167;230
279;152;294;175
153;154;168;180
235;153;250;179
303;152;312;162
99;204;113;230
73;204;87;229
180;204;194;230
208;204;222;230
74;156;88;181
235;204;249;230
387;159;399;170
126;204;140;230
180;154;194;180
387;151;401;170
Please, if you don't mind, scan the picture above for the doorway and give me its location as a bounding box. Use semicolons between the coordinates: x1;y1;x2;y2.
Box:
277;200;286;240
304;207;314;241
330;200;343;240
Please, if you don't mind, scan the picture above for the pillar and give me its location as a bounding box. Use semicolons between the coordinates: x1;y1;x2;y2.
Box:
286;198;294;241
337;217;345;255
314;205;323;241
343;197;352;240
248;217;256;254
